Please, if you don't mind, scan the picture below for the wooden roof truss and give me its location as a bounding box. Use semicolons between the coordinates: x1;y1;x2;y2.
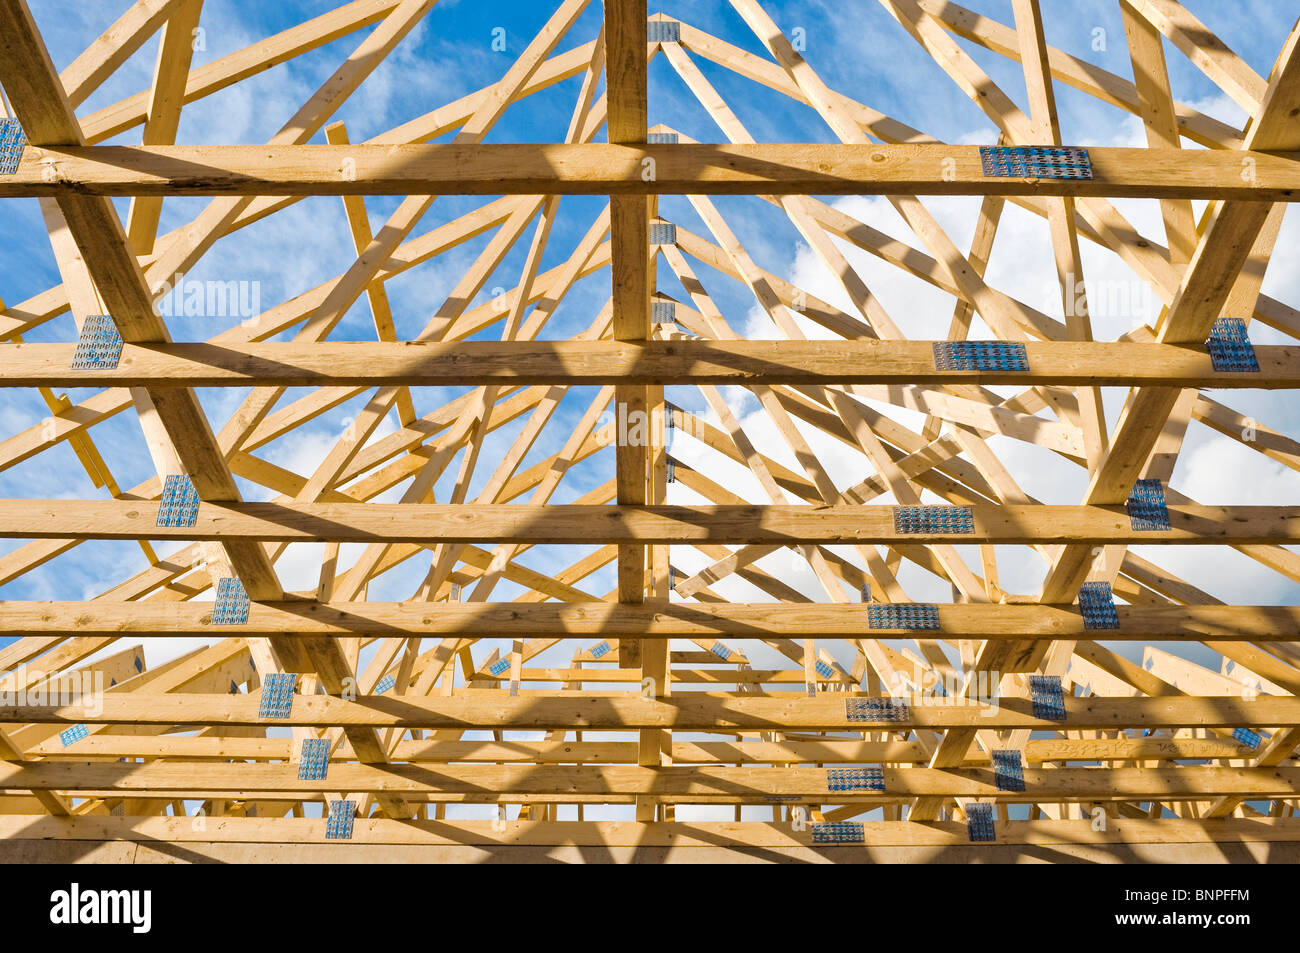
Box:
0;0;1297;861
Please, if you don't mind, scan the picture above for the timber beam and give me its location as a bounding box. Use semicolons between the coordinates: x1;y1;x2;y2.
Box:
0;600;1297;639
3;339;1298;388
2;143;1298;199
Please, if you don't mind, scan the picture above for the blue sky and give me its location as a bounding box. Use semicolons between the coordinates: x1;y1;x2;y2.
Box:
1;0;1298;818
3;0;1296;597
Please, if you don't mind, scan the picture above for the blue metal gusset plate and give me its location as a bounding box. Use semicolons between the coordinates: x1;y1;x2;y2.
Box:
298;738;330;780
375;675;396;695
1233;727;1262;749
259;673;296;719
894;505;974;535
647;19;680;42
489;658;511;677
815;659;834;679
711;643;732;660
72;314;124;370
979;145;1092;179
827;767;885;792
867;604;939;630
652;300;676;323
649;222;676;244
1126;478;1170;531
991;750;1025;792
967;803;996;842
933;341;1028;371
811;822;864;844
156;474;199;527
647;131;679;144
1028;675;1066;721
60;724;89;747
1206;318;1259;372
1078;581;1119;629
590;641;611;660
846;697;910;722
326;800;356;839
211;577;249;625
0;119;26;175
